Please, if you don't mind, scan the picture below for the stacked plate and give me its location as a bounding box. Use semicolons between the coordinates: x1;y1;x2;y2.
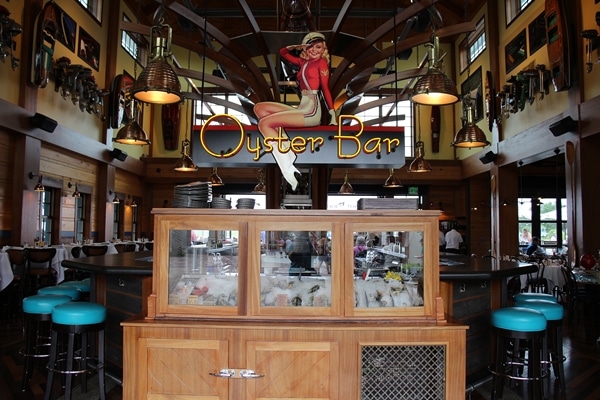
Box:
210;197;232;209
236;198;256;209
172;181;212;208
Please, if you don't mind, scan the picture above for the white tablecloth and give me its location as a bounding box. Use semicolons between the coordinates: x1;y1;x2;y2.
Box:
0;252;13;292
519;259;566;292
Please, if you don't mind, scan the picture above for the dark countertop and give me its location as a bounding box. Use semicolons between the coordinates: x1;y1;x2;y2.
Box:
62;250;154;276
439;253;537;280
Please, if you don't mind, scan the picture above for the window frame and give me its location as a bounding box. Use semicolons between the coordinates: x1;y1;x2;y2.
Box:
76;0;103;25
459;17;486;73
506;0;534;27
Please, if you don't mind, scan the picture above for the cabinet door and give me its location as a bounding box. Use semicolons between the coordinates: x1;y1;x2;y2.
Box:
244;341;340;400
140;338;229;399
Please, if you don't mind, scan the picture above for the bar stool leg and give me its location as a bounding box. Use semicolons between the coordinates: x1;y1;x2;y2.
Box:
44;330;58;400
64;331;76;400
492;333;505;399
551;322;566;393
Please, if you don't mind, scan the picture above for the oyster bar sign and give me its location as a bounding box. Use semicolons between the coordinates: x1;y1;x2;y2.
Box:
191;114;406;168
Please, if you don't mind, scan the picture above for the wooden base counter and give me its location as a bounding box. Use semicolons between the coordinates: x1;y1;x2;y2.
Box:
120;209;467;399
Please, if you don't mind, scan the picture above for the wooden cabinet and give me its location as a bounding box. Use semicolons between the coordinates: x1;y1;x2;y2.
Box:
123;209;467;399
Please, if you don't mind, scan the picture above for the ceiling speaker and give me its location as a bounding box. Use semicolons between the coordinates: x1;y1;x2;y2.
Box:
549;116;577;136
110;148;128;161
479;151;497;165
29;113;57;133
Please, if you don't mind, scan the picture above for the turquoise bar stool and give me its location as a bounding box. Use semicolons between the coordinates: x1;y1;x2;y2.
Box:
20;294;72;392
515;299;566;395
44;302;107;400
59;279;91;301
514;292;558;303
37;286;81;301
489;307;547;400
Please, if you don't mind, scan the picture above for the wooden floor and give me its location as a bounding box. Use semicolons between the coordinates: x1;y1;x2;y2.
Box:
1;299;599;399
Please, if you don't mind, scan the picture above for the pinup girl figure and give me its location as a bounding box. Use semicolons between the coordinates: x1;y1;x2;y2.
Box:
254;32;337;190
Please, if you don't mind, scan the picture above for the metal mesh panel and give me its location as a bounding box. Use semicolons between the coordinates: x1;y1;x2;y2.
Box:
361;344;446;400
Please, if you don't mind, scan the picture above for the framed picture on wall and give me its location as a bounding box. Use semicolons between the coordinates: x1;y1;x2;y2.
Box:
54;4;77;52
528;12;547;55
78;27;100;70
460;67;483;122
505;29;527;74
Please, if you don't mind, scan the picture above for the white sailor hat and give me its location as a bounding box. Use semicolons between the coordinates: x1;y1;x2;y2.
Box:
302;32;326;46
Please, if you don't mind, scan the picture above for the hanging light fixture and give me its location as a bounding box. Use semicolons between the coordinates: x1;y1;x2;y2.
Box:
113;97;151;145
111;191;120;204
408;105;432;172
131;10;182;105
29;172;44;192
411;34;459;106
131;199;138;207
451;95;490;148
383;168;402;188
68;182;81;198
252;168;266;193
338;170;354;194
174;97;198;171
208;167;224;187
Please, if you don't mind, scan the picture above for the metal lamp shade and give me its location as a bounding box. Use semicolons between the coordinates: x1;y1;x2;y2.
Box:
208;167;224;186
408;142;432;172
174;139;197;172
132;58;182;105
338;172;354;194
452;106;490;148
411;68;460;106
383;168;402;188
113;120;151;145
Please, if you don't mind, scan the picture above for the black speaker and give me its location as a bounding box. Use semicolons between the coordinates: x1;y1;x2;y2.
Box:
549;116;577;136
110;148;128;161
29;113;57;133
479;151;497;165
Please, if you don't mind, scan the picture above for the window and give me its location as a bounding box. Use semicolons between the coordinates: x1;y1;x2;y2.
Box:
113;202;121;240
131;200;139;241
459;18;486;72
77;0;103;24
518;196;567;254
74;195;87;244
121;14;146;63
39;189;55;244
506;0;533;26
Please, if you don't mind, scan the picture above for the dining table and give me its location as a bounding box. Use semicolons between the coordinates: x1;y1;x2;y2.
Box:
518;256;567;292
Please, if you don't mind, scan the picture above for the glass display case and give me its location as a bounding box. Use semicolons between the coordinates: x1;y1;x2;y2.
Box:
150;209;441;321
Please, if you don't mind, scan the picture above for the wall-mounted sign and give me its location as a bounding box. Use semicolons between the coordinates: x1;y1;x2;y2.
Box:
191;115;406;168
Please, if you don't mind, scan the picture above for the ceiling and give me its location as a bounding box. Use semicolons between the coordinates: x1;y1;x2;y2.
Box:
122;0;488;123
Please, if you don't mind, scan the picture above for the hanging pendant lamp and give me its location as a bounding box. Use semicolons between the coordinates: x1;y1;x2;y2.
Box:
451;96;490;148
113;98;151;145
383;168;402;188
131;18;182;105
174;139;198;172
408;141;432;172
252;168;266;193
208;167;224;187
338;170;354;194
411;35;459;106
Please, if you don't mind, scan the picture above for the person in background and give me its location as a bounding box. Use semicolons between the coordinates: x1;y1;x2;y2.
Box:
353;236;368;256
520;228;532;244
439;230;446;253
525;236;546;257
444;228;463;254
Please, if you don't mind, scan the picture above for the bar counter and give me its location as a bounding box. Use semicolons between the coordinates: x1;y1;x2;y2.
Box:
62;250;153;382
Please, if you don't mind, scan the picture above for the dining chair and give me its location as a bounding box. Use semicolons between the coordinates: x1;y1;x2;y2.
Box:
143;242;153;251
560;266;589;324
81;245;108;257
22;247;58;297
526;259;549;294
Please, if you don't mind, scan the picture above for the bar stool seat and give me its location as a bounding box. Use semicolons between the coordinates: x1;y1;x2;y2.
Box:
489;307;547;400
44;302;107;400
514;299;566;394
38;286;81;301
59;280;90;293
514;292;558;303
20;294;72;392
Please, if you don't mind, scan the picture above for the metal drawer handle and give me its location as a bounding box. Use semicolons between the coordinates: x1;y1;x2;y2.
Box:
240;369;264;379
209;369;235;378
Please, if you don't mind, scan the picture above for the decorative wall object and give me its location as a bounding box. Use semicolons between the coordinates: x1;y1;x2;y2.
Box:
505;29;527;73
54;4;77;52
78;27;100;71
528;12;547;55
460;67;483;122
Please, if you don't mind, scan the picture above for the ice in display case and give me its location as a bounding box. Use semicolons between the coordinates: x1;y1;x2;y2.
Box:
150;209;441;320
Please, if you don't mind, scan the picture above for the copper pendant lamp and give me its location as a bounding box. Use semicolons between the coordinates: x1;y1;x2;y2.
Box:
383;168;402;188
174;139;198;172
451;96;490;148
113;99;151;145
131;19;182;105
252;168;266;193
408;105;432;172
208;167;224;187
338;170;354;194
411;35;459;106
